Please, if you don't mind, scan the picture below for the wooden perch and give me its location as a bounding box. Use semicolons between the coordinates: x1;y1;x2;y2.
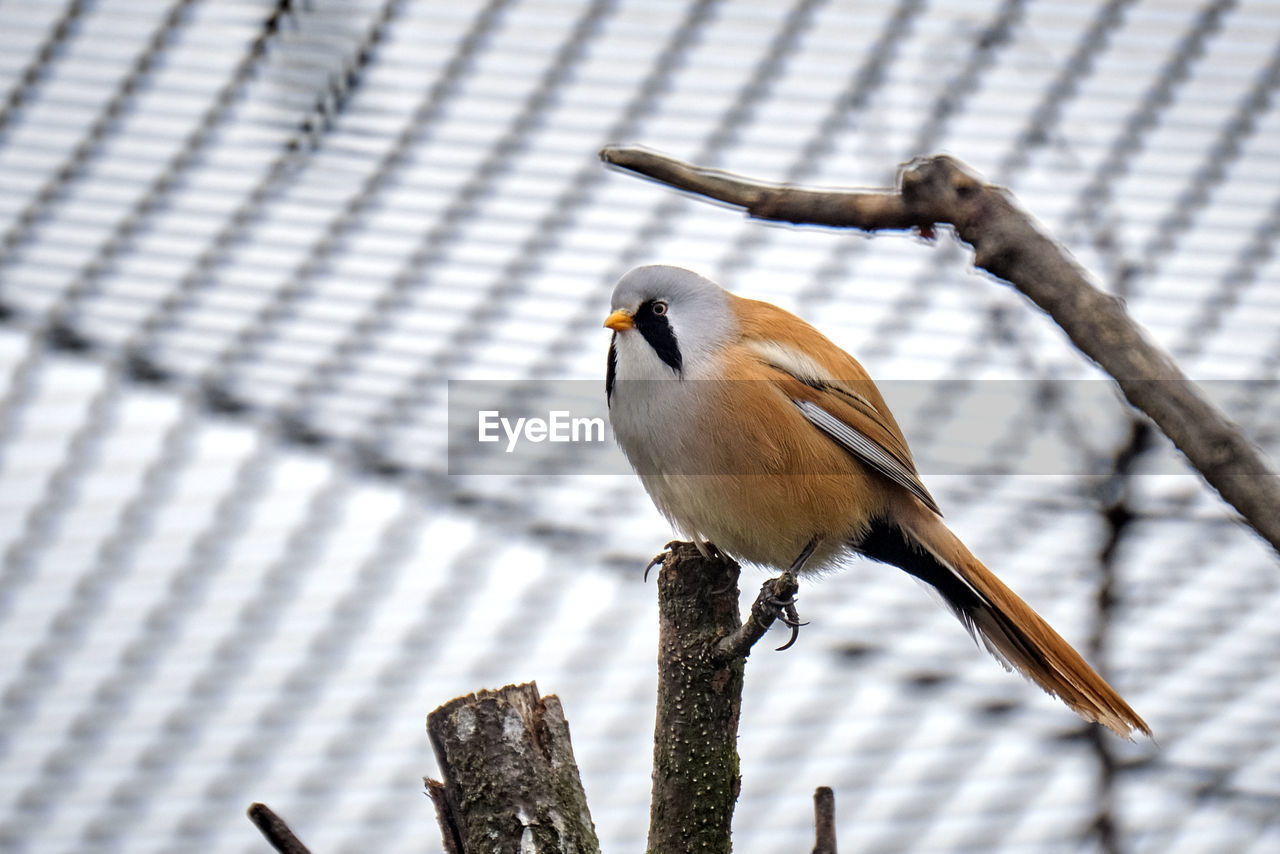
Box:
649;541;746;854
426;682;599;854
650;543;823;851
601;146;1280;558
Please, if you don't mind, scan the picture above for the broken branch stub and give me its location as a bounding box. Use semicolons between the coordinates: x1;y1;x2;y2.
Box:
427;682;599;854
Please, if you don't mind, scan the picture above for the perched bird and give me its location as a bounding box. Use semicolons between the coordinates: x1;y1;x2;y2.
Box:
604;264;1149;739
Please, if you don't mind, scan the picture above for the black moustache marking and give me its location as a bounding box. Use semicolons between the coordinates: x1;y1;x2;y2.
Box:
606;334;618;405
635;299;682;374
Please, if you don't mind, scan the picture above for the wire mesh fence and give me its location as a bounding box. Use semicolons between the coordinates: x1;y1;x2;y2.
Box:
0;1;1278;851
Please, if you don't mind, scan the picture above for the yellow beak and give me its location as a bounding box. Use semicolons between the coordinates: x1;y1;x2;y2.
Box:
604;309;635;331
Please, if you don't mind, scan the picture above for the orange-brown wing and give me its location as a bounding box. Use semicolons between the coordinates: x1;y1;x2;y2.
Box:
731;295;940;515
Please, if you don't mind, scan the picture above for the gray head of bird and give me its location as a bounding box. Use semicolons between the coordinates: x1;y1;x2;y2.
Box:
604;265;735;379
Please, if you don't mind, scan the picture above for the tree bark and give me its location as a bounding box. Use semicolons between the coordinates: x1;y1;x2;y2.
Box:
427;682;600;854
600;146;1280;559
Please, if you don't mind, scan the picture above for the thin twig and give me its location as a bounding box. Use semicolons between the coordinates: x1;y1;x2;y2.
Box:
600;145;1280;559
812;786;838;854
246;802;312;854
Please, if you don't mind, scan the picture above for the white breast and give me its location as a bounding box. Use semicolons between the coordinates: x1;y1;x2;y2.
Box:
607;331;721;543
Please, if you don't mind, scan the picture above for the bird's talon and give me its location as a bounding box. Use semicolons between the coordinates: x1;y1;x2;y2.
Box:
781;602;809;629
776;622;801;651
644;551;668;582
776;602;808;649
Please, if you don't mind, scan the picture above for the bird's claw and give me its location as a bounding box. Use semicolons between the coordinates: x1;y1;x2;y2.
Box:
780;601;808;629
644;541;688;581
776;624;801;651
644;552;666;582
774;600;809;650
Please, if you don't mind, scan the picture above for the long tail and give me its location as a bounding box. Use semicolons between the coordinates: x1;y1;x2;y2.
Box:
858;508;1150;739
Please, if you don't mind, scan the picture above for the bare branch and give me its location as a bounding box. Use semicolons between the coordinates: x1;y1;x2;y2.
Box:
246;803;312;854
812;787;838;854
601;145;917;229
600;146;1280;558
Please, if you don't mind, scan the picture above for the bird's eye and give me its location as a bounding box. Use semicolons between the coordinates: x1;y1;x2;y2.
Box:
651;301;668;316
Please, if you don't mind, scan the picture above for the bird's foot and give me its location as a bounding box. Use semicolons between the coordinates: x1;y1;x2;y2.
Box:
646;540;731;582
714;570;808;660
765;572;809;650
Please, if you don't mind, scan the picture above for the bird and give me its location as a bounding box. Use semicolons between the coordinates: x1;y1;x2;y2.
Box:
603;264;1150;739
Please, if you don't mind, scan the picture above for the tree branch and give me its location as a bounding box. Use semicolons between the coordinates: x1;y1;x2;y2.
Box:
649;541;745;854
600;146;1280;558
246;802;312;854
812;786;838;854
600;145;918;230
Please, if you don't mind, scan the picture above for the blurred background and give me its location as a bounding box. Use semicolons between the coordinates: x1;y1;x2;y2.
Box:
1;1;1278;851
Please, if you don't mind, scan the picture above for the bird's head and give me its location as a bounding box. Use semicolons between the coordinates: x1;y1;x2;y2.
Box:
604;265;734;377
